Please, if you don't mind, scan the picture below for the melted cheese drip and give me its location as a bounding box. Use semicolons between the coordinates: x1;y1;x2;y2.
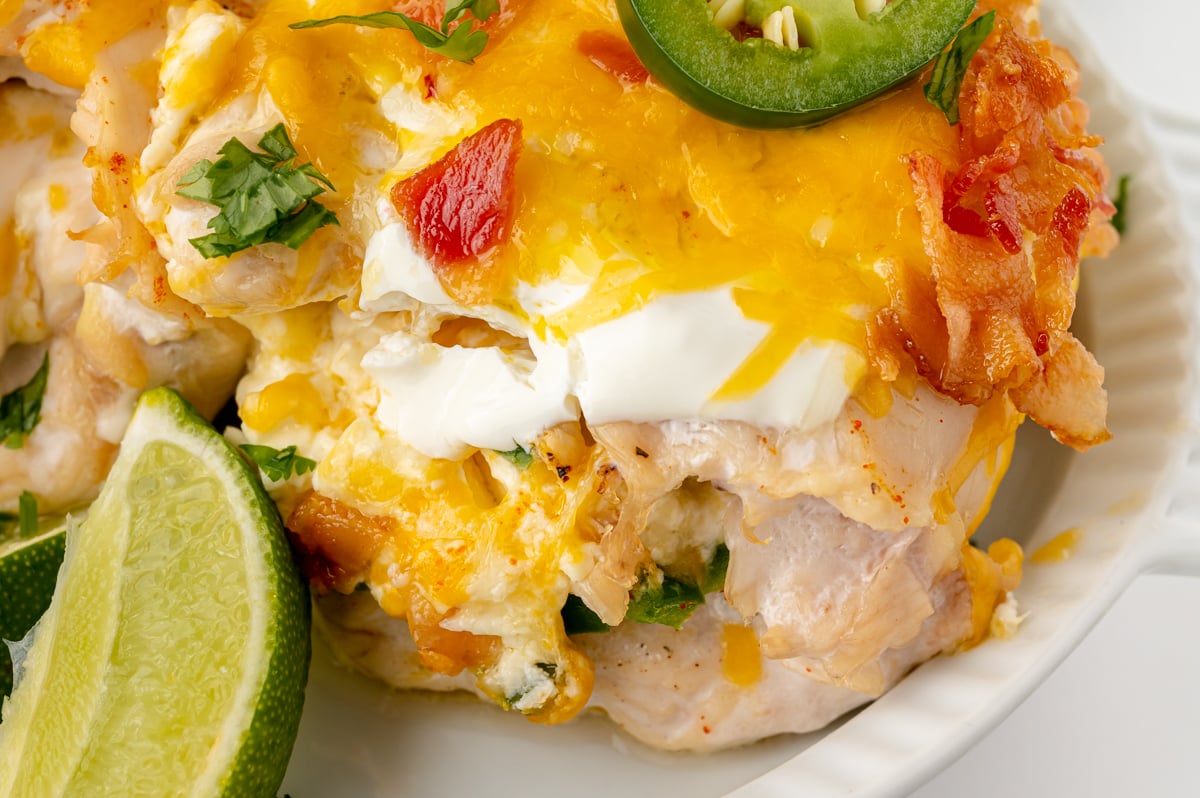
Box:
720;623;763;688
960;538;1024;648
0;220;15;298
934;394;1023;526
1030;528;1081;564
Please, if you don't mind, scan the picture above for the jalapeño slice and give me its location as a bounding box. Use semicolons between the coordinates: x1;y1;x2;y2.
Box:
617;0;978;128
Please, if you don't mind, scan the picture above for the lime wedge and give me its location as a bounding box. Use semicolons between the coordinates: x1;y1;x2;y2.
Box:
0;387;311;796
0;525;67;696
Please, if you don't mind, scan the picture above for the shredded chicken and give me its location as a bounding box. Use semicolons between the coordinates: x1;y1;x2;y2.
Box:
316;578;972;752
0;34;248;514
290;381;1019;744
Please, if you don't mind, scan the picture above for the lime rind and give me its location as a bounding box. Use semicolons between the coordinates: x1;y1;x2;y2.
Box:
0;523;69;697
0;387;310;797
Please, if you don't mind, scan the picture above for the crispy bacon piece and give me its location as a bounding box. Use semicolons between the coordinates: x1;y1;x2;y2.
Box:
288;491;510;683
1009;334;1111;448
287;491;390;593
577;30;650;85
391;118;523;300
407;596;502;677
874;3;1116;450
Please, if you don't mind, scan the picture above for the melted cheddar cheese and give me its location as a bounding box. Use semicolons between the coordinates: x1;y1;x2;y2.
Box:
137;0;960;394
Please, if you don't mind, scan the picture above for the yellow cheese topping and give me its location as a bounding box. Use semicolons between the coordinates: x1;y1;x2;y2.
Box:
240;373;330;432
322;420;593;613
20;0;169;90
0;0;22;28
212;0;407;206
17;0;977;409
89;0;959;401
0;220;16;298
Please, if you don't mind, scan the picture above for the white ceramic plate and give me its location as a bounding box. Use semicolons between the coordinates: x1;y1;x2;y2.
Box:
278;4;1200;796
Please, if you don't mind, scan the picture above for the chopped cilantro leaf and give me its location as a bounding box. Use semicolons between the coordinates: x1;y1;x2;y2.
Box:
924;11;996;126
698;543;729;595
176;124;338;259
564;545;731;634
561;594;610;635
18;491;37;538
443;0;498;29
497;445;534;469
239;444;317;482
0;353;49;449
257;124;300;162
625;572;705;630
1111;174;1131;234
290;0;498;64
504;658;559;710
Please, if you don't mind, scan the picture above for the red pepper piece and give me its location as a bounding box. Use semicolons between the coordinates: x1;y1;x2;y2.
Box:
391;118;524;272
576;30;649;85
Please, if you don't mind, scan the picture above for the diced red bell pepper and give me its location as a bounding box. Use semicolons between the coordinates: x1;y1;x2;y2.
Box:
391;118;524;274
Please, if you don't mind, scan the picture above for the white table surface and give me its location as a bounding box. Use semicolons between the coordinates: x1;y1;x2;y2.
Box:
913;2;1200;796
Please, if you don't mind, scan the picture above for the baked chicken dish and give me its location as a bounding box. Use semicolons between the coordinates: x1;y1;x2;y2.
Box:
0;0;1117;750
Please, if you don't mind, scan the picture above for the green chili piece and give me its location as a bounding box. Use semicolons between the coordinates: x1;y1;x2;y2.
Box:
616;0;978;128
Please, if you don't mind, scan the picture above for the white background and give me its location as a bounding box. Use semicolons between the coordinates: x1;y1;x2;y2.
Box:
914;1;1200;795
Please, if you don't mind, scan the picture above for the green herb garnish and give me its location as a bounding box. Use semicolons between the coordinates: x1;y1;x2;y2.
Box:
697;543;729;595
625;573;705;630
562;545;730;634
561;594;610;635
924;10;996;125
503;660;561;710
1111;174;1131;234
497;445;533;469
0;353;49;450
238;444;317;482
17;491;37;538
289;0;499;64
176;124;338;259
